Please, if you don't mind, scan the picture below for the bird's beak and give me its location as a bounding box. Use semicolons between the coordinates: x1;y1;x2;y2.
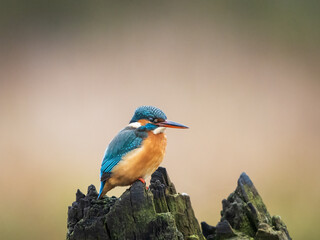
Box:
156;120;189;129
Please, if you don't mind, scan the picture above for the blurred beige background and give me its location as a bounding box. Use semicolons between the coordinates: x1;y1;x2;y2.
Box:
0;1;319;239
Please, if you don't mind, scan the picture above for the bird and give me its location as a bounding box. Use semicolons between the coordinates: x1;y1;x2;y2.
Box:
97;106;188;200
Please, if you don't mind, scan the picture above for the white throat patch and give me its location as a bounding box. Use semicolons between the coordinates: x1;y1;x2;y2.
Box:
153;127;166;135
128;122;141;128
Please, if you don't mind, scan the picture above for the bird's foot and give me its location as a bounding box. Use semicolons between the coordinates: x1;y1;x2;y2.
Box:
137;178;148;190
137;177;146;184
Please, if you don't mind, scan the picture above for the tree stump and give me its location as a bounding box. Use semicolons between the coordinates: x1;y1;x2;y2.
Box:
201;173;292;240
67;167;204;240
67;168;291;240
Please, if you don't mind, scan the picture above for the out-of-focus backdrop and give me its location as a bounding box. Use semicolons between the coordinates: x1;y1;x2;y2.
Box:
1;1;319;239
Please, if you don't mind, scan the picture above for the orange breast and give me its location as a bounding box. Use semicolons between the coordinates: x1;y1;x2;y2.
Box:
109;131;167;187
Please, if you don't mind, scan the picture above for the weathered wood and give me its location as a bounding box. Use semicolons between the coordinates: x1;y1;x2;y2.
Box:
67;169;291;240
201;173;292;240
67;167;204;240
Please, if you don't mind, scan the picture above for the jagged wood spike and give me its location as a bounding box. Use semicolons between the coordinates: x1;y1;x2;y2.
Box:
201;172;292;240
67;168;291;240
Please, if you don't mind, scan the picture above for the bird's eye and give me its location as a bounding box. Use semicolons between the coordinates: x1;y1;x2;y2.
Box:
154;119;158;123
148;117;154;122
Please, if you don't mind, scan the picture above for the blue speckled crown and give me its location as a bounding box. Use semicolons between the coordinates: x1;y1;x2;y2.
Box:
130;106;167;123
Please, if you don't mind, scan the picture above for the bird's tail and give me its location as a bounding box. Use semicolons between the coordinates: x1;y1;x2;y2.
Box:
97;181;106;200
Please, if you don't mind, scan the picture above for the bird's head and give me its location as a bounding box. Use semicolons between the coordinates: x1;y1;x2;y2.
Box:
129;106;188;132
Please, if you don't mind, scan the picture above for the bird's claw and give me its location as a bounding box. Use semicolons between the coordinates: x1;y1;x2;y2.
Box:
137;177;146;184
137;178;149;190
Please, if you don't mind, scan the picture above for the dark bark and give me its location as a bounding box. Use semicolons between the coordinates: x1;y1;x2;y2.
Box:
201;173;292;240
67;169;291;240
67;167;204;240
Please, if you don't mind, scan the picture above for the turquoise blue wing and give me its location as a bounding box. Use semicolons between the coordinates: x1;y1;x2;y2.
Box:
98;127;147;199
100;127;147;179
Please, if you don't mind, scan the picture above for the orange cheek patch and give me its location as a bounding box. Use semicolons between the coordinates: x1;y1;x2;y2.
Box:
138;119;150;126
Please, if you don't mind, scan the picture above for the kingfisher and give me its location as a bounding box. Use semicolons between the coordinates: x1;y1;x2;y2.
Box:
97;106;188;199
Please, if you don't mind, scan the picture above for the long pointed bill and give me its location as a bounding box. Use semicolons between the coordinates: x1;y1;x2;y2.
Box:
156;120;189;129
